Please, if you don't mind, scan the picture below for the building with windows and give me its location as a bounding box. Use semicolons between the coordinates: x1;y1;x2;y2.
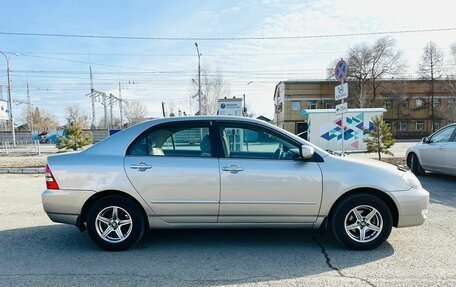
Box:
273;80;456;138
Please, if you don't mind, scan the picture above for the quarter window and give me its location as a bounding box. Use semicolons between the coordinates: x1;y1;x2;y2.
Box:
220;125;299;160
127;124;211;157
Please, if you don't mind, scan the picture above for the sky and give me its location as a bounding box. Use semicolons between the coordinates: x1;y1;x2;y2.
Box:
1;0;456;124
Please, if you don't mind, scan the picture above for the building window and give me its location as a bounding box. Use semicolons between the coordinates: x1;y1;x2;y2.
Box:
416;121;424;131
307;101;317;109
384;100;392;110
448;98;455;107
400;100;408;108
415;99;424;109
325;101;334;109
433;98;441;108
291;101;301;111
399;121;408;131
433;122;440;131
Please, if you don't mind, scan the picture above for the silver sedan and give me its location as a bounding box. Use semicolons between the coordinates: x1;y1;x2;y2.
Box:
406;123;456;176
42;116;429;251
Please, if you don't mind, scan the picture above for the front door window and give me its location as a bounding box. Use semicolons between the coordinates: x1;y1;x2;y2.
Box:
220;125;300;160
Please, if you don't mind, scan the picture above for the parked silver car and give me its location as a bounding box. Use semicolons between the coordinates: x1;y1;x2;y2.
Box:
406;123;456;176
42;116;429;251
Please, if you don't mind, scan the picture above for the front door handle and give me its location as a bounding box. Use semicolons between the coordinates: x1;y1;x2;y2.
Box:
130;162;152;171
222;165;244;172
438;146;444;150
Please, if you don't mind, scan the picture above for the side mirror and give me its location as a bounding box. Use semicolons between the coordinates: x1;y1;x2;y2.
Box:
300;145;314;159
422;137;429;144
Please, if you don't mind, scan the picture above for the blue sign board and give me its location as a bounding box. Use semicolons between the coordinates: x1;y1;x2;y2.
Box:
335;59;348;82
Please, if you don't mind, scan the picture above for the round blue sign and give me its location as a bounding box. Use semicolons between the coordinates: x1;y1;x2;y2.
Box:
335;59;348;82
220;103;226;109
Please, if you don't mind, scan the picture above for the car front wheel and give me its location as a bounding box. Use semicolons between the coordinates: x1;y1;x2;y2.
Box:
330;194;393;250
86;195;145;251
408;153;425;175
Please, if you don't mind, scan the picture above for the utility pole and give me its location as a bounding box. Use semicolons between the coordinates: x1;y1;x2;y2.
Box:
26;83;33;132
161;102;166;117
430;52;435;133
89;66;96;129
109;94;114;129
195;42;202;115
102;93;108;129
0;51;18;147
108;86;126;130
119;81;123;129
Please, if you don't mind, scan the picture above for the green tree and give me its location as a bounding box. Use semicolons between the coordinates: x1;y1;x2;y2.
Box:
57;120;93;151
364;116;395;160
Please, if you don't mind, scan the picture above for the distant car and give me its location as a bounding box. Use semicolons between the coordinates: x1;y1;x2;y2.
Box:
406;123;456;176
42;116;429;251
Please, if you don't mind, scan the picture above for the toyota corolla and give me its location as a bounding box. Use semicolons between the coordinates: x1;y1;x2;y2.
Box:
42;116;429;251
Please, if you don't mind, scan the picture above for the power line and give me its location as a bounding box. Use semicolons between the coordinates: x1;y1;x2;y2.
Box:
1;27;456;41
6;47;453;57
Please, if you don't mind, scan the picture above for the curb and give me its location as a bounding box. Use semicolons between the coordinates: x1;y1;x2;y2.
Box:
0;167;45;174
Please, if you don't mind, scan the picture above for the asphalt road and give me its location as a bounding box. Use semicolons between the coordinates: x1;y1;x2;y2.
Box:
0;173;455;287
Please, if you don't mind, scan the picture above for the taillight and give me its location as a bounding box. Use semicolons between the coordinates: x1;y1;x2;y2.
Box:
45;164;60;190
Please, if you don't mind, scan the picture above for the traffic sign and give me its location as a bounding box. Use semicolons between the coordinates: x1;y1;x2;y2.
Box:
335;83;348;101
335;102;348;115
335;59;348;82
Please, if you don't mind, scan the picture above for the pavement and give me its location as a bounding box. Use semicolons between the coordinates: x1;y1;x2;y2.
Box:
0;173;455;286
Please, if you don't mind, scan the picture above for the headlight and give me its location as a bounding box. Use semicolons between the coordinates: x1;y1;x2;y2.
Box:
402;172;422;189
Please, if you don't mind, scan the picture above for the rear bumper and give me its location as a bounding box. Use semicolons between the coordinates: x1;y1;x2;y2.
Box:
388;187;429;228
42;189;95;225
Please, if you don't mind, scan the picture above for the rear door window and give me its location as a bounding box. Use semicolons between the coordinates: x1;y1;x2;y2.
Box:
127;123;212;157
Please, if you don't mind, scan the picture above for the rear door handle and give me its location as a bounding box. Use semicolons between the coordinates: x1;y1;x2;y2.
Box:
130;162;152;171
222;165;244;172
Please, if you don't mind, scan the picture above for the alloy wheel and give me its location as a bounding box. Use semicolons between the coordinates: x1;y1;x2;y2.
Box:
95;206;133;243
344;205;383;243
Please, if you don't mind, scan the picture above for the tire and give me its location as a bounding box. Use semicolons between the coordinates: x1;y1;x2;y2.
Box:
408;153;425;175
86;195;145;251
330;194;393;250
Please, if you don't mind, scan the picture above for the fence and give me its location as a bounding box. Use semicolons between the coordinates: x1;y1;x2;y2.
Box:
0;129;110;145
1;141;44;156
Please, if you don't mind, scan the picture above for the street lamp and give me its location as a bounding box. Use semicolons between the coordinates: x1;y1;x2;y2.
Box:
194;42;202;115
0;51;19;147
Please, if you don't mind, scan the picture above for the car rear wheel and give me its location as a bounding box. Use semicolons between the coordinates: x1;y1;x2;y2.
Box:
86;195;145;251
330;194;393;250
408;153;425;175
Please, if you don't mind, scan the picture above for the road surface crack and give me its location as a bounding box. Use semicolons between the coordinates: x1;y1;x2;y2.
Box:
312;234;377;287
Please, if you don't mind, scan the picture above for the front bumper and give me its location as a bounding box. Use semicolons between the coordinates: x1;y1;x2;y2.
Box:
388;187;429;228
42;189;95;225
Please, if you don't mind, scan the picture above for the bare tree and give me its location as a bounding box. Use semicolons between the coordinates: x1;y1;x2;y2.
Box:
418;41;444;132
369;37;406;104
124;101;147;125
442;43;456;122
31;107;59;132
193;67;230;115
328;37;405;108
65;104;90;129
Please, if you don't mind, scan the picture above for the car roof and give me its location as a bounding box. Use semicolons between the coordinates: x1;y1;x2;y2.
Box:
84;116;329;157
